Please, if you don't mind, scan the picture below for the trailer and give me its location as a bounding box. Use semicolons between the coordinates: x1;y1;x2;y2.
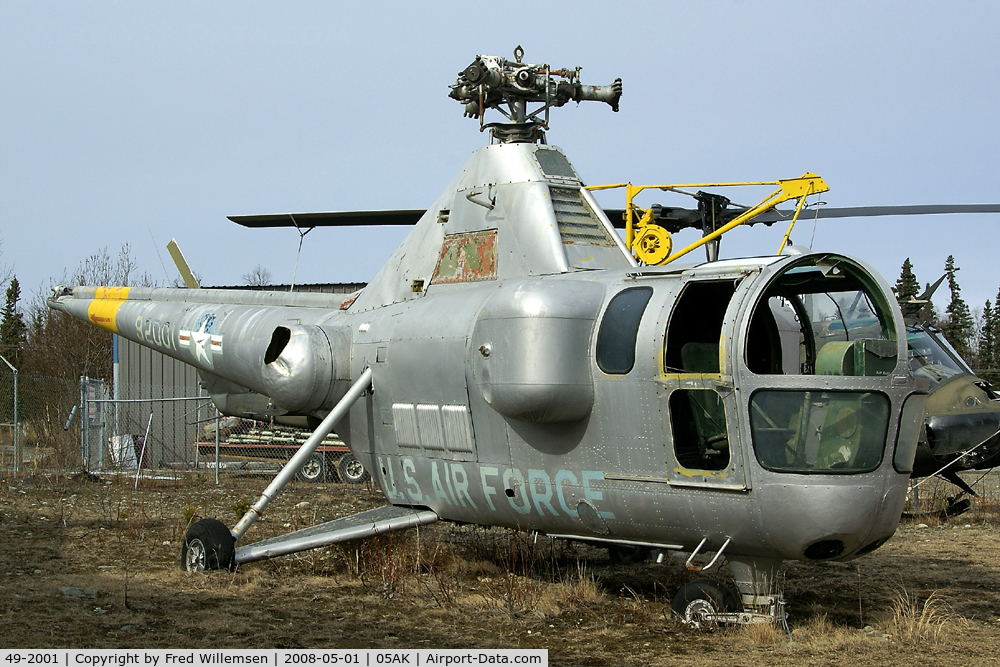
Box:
196;418;369;483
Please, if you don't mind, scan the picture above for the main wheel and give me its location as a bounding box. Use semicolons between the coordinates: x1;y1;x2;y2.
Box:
181;518;235;572
296;452;326;482
338;453;369;484
671;579;740;628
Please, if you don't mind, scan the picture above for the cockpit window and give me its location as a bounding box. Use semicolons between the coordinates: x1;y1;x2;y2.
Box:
907;324;970;388
664;281;737;372
670;389;730;470
596;287;653;374
750;390;889;473
744;257;898;376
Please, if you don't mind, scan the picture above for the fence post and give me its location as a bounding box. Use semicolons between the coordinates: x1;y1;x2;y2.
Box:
12;368;16;475
99;379;108;471
214;409;220;485
80;376;86;469
0;354;17;475
112;333;120;458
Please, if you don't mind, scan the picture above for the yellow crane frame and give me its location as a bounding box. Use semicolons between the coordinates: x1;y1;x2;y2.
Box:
587;173;829;266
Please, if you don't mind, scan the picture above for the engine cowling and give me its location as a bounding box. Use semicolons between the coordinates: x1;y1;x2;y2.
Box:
471;279;605;422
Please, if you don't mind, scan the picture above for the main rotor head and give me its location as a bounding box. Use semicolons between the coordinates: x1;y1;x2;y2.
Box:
449;46;622;144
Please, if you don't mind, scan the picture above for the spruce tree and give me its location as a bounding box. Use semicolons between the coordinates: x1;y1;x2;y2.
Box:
894;258;920;305
979;300;996;380
941;255;975;362
0;276;26;367
992;284;1000;378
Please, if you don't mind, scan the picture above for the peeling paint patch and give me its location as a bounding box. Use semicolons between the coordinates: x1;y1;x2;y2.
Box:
431;230;498;284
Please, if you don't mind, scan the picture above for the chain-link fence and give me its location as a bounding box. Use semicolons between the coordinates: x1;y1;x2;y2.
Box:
0;367;216;476
0;359;18;472
1;365;365;485
84;376;214;473
0;364;81;474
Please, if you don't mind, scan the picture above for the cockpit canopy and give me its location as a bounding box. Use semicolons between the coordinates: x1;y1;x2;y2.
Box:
745;256;898;377
742;255;901;474
906;324;972;388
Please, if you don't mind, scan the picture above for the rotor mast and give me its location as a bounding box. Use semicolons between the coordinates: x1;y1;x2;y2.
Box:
449;46;622;144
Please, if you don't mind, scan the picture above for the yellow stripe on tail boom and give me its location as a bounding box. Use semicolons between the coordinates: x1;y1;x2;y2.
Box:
86;286;131;333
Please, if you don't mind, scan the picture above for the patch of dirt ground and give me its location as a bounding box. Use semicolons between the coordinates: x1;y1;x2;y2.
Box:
2;472;1000;666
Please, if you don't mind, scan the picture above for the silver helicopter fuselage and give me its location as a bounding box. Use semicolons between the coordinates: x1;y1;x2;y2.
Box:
50;141;925;577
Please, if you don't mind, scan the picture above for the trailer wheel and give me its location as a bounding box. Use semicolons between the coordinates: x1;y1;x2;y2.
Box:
338;453;369;484
296;452;326;482
182;518;235;572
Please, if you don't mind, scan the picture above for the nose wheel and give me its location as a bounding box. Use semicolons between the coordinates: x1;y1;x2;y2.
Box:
671;579;740;628
671;577;789;631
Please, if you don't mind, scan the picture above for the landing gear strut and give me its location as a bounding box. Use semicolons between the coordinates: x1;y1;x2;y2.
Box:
180;367;374;572
671;557;789;631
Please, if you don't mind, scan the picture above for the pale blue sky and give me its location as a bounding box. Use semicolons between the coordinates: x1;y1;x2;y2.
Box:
2;2;998;315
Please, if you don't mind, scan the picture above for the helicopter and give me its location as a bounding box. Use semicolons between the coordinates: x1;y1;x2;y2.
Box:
899;282;1000;513
46;48;999;629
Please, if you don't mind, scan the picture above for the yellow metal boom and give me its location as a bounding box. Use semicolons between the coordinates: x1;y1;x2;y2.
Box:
587;173;829;266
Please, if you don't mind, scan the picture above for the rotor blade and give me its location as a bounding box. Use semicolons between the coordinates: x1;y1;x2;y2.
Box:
604;209;626;228
230;203;1000;230
166;239;200;289
228;210;426;228
609;203;1000;233
602;208;705;231
748;204;1000;225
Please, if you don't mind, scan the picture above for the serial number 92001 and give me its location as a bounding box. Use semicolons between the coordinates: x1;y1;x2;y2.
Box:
6;656;59;664
284;656;360;665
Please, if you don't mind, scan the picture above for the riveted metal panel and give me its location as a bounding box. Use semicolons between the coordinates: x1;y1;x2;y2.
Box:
472;277;605;422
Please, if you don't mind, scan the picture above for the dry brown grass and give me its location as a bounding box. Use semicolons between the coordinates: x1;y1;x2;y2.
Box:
882;589;966;644
729;620;785;645
6;473;1000;664
557;562;604;606
787;613;877;649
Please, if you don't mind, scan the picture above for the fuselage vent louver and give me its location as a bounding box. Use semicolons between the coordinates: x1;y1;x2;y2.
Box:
551;187;617;247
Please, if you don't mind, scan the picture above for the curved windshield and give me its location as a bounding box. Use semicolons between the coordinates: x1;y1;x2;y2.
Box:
907;324;971;388
745;257;897;376
750;390;889;473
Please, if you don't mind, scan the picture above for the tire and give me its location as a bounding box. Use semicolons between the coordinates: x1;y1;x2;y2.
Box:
338;453;369;484
296;452;326;483
181;518;235;572
671;579;740;628
608;544;651;564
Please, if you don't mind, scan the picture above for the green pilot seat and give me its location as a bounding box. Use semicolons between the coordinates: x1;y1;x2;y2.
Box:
680;342;729;454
